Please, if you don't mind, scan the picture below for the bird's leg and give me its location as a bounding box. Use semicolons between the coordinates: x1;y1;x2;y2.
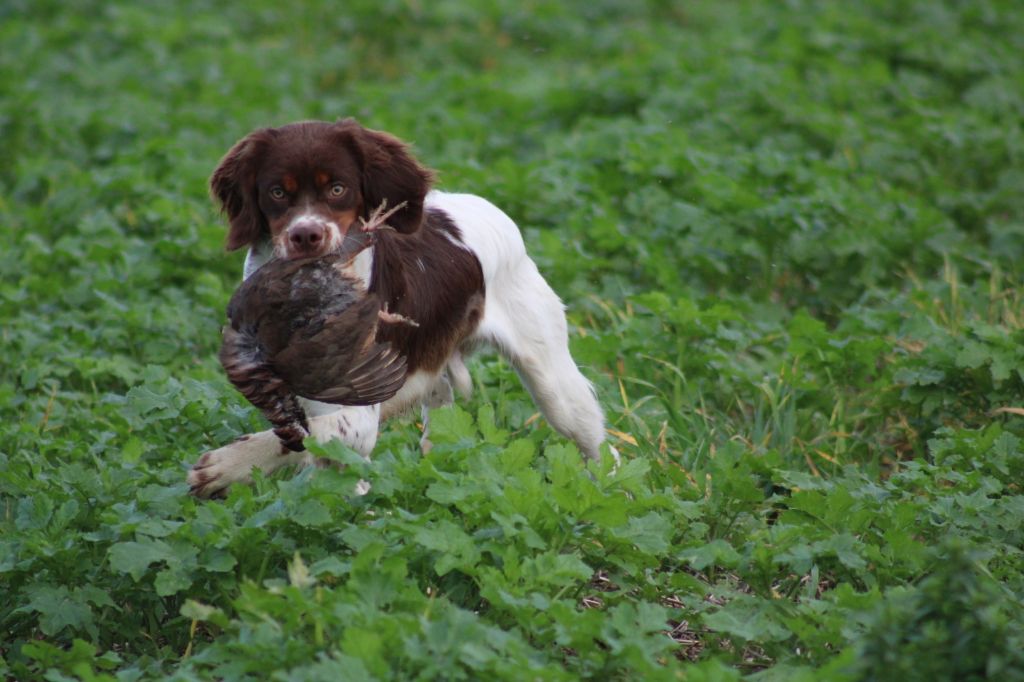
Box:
337;199;411;263
359;199;409;234
378;303;419;327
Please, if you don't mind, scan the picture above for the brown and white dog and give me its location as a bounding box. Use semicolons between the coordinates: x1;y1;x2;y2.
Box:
188;119;613;497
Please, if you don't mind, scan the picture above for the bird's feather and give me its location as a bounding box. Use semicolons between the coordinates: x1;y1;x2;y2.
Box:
272;293;408;405
219;253;410;450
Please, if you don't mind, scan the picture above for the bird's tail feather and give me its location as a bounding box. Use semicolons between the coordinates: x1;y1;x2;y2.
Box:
220;326;309;450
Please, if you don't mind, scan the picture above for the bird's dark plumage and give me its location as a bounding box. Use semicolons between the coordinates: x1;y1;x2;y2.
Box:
219;253;409;451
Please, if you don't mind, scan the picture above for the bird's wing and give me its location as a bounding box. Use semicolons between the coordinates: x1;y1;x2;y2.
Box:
273;294;408;406
305;341;408;405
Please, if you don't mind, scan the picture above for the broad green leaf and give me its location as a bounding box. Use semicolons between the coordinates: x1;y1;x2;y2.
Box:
108;539;176;580
15;586;94;636
155;565;193;596
678;539;741;570
426;405;477;446
289;499;332;527
477;404;509;445
703;599;789;642
955;340;990;369
613;512;673;555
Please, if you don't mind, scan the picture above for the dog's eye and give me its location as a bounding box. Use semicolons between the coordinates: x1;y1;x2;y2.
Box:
328;183;346;198
269;186;286;200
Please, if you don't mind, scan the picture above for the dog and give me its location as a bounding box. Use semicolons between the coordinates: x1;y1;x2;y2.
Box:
188;119;614;497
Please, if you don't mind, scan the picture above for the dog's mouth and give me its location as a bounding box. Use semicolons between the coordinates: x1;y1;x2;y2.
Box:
275;224;373;263
274;216;339;260
275;200;404;262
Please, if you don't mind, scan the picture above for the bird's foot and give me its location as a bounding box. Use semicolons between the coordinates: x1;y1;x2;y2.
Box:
359;199;408;233
378;304;419;327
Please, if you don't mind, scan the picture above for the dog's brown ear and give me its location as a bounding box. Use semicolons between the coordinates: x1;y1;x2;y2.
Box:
210;129;275;251
336;118;434;234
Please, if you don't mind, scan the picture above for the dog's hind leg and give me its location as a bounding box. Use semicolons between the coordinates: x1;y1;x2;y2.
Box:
475;258;613;463
419;373;455;454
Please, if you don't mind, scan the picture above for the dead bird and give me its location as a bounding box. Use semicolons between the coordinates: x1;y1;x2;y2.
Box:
219;204;416;452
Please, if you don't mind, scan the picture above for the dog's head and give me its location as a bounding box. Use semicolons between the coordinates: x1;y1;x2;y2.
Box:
210;119;434;259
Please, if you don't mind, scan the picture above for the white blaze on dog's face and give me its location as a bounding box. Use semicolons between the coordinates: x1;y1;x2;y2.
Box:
254;132;363;260
262;176;358;260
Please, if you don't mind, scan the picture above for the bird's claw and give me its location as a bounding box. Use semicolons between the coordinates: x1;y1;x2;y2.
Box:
378;304;419;327
360;199;408;233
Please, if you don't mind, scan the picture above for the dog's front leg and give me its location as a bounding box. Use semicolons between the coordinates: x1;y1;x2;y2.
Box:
188;404;380;498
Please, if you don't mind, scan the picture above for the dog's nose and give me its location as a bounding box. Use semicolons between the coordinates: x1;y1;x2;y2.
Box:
288;222;325;254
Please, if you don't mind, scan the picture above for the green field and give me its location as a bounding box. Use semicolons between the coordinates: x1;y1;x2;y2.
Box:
3;1;1024;679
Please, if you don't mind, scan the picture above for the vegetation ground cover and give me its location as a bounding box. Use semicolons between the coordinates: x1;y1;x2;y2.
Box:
2;0;1024;679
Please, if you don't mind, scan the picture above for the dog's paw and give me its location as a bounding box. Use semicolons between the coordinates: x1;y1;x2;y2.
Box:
188;447;242;499
187;434;267;498
188;432;317;499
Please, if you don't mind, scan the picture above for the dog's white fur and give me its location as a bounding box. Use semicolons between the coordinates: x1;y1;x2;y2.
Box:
188;191;612;496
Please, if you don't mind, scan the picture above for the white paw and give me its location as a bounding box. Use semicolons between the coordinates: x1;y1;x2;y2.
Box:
187;437;259;498
188;432;310;498
188;449;242;499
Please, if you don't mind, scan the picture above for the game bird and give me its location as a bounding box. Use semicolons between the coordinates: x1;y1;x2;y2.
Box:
219;203;414;452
